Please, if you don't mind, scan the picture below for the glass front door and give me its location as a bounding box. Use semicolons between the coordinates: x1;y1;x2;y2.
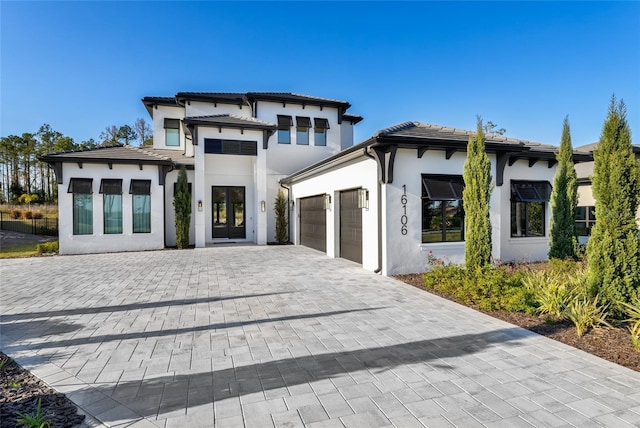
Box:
212;186;245;239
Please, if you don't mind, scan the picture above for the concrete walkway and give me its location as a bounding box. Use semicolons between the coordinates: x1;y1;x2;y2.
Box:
1;246;639;428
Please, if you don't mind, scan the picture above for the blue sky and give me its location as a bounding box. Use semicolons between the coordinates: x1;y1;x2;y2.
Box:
2;1;639;148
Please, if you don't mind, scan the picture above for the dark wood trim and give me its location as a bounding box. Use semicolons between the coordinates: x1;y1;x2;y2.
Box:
445;148;456;160
495;152;508;187
417;146;428;158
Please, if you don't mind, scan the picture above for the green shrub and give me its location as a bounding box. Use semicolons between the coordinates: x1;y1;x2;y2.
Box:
23;210;33;219
620;296;640;351
16;397;51;428
36;241;58;254
523;270;568;317
564;295;611;337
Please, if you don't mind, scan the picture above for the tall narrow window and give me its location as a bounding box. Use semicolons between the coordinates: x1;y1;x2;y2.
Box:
510;181;552;237
100;179;123;234
314;118;329;146
277;115;292;144
575;206;596;236
296;116;311;145
164;118;180;147
131;180;151;233
421;175;465;243
69;178;93;235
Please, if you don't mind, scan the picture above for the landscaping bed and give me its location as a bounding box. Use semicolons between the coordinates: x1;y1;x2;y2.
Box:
395;273;640;372
0;352;85;428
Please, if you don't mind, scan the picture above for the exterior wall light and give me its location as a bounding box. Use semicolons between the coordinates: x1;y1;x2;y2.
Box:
197;200;203;211
289;200;295;210
261;200;266;212
357;188;369;209
324;194;332;210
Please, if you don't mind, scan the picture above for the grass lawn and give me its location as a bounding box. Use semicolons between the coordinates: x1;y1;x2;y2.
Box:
0;242;41;258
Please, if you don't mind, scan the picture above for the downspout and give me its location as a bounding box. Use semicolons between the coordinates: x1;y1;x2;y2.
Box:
363;148;382;274
280;182;291;243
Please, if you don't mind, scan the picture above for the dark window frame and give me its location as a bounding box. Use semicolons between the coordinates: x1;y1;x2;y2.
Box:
69;178;93;235
421;174;465;243
296;116;311;145
575;206;596;236
277;115;292;144
510;180;551;238
204;139;257;156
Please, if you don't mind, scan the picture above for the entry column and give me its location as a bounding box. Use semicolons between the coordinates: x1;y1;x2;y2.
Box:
194;132;206;248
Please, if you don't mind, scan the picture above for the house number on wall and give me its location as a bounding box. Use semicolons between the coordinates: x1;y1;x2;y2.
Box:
401;184;408;235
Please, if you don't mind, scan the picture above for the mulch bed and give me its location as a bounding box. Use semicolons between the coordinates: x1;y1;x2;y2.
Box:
0;352;85;428
394;273;640;372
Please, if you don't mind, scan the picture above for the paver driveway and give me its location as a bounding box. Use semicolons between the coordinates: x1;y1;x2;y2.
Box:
1;246;640;428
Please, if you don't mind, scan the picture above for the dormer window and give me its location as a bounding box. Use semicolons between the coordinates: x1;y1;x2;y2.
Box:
277;115;292;144
314;118;329;146
164;119;180;147
296;117;311;145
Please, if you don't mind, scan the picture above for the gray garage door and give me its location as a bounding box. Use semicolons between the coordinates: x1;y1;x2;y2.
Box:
340;189;362;264
300;195;326;253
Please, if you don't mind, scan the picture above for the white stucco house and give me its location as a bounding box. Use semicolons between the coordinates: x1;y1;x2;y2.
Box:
42;90;601;275
281;122;592;275
41;92;362;254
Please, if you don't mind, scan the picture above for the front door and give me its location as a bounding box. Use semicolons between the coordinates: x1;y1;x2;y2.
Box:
212;186;246;239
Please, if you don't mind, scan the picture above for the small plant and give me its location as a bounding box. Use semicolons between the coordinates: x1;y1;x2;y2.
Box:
0;355;8;371
564;295;611;337
274;190;288;244
11;209;21;219
426;250;446;268
619;296;640;351
16;397;51;428
32;211;43;219
23;210;34;219
10;380;21;388
36;241;59;254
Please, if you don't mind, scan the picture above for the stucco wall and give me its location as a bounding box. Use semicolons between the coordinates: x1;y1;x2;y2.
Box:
58;162;165;255
152;105;186;151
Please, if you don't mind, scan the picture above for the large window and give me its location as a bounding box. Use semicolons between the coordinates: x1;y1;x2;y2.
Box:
511;181;552;237
131;180;151;233
314;118;329;146
296;116;311;145
100;179;122;234
277;115;292;144
575;206;596;236
164;118;180;147
69;178;93;235
421;175;465;243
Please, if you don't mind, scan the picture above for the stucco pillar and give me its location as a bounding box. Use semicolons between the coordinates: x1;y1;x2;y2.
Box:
256;148;268;245
194;138;206;248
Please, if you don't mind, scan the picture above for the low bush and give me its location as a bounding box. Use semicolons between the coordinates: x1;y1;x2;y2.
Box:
564;295;611;337
23;210;34;219
620;296;640;351
36;241;58;254
10;209;21;219
32;211;43;219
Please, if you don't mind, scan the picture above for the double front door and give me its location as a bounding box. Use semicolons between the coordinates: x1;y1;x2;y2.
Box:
212;186;245;239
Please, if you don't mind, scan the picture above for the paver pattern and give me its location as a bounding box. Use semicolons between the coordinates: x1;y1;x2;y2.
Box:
1;245;640;427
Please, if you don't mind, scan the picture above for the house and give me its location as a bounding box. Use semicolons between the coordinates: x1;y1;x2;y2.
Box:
281;122;592;275
574;143;640;244
40;92;363;254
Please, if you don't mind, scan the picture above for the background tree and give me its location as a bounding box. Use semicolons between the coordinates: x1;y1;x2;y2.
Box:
135;118;153;146
274;190;288;244
483;121;506;137
174;166;192;249
587;96;640;311
463;117;493;270
117;125;137;146
99;125;119;145
548;117;578;259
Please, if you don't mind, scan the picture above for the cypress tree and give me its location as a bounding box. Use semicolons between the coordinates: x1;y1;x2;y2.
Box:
463;117;493;270
548;117;578;259
174;165;192;249
587;96;640;309
274;189;288;244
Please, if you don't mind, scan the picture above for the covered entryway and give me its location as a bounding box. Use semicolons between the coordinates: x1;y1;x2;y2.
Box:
299;195;326;252
340;189;362;264
212;186;245;239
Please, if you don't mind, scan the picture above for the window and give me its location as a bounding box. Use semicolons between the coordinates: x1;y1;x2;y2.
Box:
296;116;311;145
277;115;292;144
421;175;465;243
100;179;122;234
164;118;180;147
131;180;151;233
314;118;329;146
204;139;257;156
511;181;552;237
69;178;93;235
575;206;596;236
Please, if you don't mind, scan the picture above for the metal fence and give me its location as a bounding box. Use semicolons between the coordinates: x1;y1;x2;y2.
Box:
0;212;58;236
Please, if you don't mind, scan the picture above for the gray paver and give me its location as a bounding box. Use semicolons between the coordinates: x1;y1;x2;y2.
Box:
2;245;640;427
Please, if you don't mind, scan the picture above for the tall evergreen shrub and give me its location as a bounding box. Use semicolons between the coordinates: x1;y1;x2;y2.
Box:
174;166;192;249
274;190;288;244
548;117;578;259
463;117;493;270
587;96;640;309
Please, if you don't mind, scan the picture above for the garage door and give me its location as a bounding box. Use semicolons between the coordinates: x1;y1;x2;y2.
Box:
299;195;326;253
340;189;362;264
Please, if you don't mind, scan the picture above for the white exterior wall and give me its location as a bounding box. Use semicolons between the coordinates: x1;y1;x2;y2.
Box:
498;159;556;262
58;163;165;255
289;158;379;272
185;101;251;118
340;122;354;149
